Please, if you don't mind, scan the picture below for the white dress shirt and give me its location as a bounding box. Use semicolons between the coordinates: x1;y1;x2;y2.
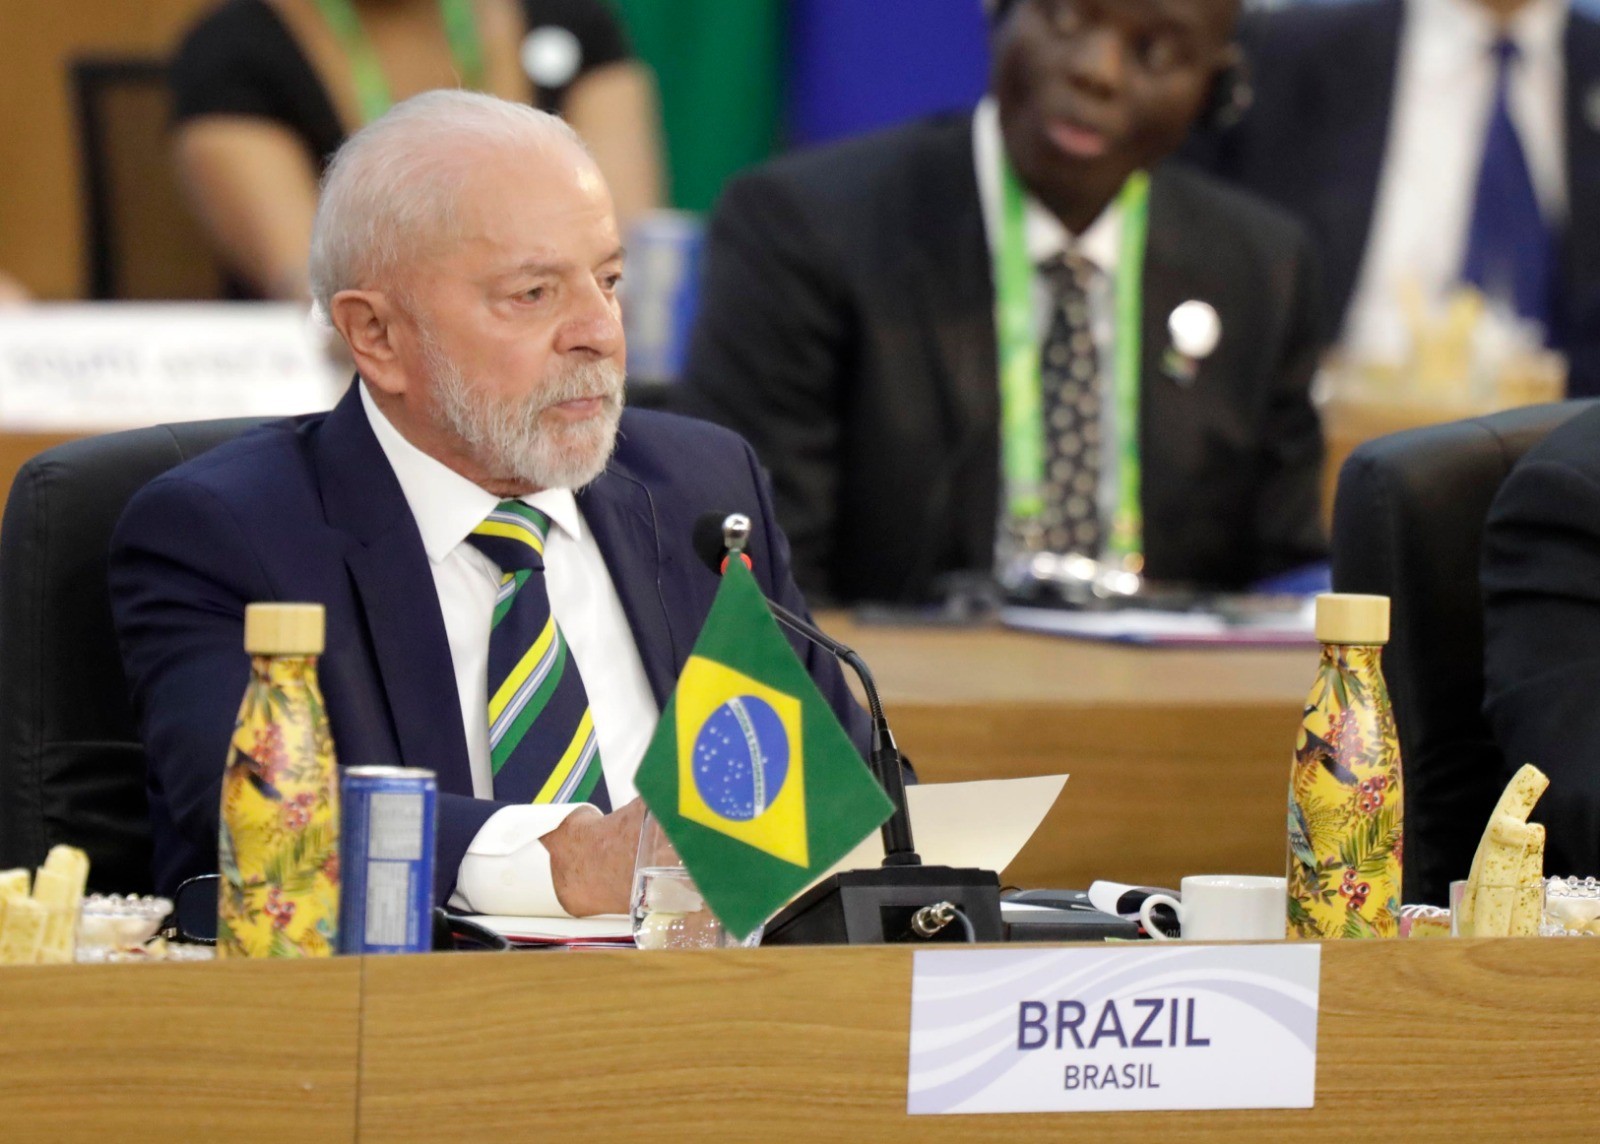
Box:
1344;0;1569;363
972;97;1125;541
359;383;659;917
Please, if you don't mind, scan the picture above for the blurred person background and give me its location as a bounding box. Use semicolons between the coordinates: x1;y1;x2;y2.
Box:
679;0;1328;606
2;0;1596;476
0;0;1011;306
169;0;663;301
1196;0;1600;409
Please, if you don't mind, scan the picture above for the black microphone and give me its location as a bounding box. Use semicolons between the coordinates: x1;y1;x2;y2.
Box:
692;511;920;865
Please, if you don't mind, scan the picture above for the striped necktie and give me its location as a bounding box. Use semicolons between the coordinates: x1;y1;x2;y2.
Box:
465;501;611;811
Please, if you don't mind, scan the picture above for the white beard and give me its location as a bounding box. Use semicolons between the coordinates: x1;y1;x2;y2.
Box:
425;335;624;491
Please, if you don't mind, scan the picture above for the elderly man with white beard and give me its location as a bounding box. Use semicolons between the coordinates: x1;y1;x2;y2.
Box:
109;90;869;918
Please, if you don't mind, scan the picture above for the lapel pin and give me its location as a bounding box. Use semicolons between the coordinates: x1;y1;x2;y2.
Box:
1163;300;1221;386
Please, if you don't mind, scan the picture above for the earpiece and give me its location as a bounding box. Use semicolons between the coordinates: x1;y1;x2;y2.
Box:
1204;56;1254;132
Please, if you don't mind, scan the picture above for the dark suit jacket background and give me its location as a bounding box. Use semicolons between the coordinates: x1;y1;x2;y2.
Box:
109;384;870;903
1482;401;1600;877
1195;0;1600;395
681;113;1327;605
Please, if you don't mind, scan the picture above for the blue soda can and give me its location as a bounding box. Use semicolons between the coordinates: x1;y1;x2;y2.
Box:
339;766;436;954
621;210;704;383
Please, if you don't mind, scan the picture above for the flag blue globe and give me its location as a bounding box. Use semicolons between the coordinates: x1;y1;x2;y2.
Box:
692;695;791;821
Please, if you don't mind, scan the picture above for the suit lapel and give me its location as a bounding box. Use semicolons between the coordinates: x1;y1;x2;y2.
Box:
917;137;998;450
576;454;680;707
1138;169;1225;575
314;384;475;797
906;116;1002;573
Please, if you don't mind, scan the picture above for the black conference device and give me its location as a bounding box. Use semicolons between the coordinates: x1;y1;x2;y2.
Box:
691;512;1003;945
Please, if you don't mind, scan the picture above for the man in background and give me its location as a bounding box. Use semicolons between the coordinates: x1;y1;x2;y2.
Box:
1201;0;1600;388
681;0;1326;606
110;91;865;915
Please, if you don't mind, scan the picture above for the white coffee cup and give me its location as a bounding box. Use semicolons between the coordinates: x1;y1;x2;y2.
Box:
1138;875;1287;942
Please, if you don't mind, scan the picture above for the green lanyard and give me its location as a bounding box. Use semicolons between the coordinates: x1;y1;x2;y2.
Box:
994;158;1150;570
314;0;487;124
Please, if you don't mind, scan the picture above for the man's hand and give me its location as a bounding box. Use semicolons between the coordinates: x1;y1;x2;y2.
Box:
544;798;649;916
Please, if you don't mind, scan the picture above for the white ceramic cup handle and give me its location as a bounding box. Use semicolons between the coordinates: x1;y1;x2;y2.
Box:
1139;894;1183;941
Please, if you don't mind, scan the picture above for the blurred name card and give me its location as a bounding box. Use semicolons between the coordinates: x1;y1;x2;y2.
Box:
0;304;340;431
907;944;1320;1115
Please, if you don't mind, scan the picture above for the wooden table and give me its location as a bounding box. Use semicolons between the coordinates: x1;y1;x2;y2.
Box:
819;615;1315;892
2;940;1594;1142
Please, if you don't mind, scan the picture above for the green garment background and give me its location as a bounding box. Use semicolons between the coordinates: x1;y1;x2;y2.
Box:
609;0;786;212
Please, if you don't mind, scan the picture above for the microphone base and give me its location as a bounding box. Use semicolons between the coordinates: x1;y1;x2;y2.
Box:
761;866;1003;946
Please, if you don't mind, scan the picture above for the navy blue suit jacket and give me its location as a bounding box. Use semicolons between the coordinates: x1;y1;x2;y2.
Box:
109;383;871;903
1194;0;1600;394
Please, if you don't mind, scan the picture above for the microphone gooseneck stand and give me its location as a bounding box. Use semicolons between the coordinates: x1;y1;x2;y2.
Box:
698;513;1003;945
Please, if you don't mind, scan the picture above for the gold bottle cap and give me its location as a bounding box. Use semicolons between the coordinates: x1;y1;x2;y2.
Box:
1314;593;1390;646
244;603;325;655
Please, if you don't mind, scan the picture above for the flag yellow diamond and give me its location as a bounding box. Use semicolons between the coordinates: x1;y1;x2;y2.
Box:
675;656;808;867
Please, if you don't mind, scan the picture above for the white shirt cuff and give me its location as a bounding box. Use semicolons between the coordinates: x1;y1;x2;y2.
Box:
449;803;599;918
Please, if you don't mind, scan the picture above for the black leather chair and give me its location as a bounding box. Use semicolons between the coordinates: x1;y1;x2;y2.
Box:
0;419;265;892
1331;400;1596;906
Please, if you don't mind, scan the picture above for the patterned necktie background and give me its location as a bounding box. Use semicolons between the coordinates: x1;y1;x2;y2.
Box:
1033;252;1104;556
465;501;611;811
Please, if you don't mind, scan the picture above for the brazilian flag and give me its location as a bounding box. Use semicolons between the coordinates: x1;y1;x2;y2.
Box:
633;558;893;939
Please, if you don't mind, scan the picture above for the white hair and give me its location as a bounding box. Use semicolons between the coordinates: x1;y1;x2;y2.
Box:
308;89;588;318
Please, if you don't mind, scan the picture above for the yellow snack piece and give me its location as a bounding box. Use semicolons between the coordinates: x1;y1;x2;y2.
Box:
1509;824;1546;937
30;868;78;963
1472;815;1531;937
30;866;74;909
1407;914;1452;939
1461;765;1549;935
0;897;47;965
1491;764;1551;824
41;846;88;902
0;869;28;938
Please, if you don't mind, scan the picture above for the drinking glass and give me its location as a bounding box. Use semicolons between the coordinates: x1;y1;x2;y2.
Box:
630;812;761;950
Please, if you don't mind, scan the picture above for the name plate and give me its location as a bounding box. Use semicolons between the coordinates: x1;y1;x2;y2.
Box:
0;304;340;431
907;944;1320;1115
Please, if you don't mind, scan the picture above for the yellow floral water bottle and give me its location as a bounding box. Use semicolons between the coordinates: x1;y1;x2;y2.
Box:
218;603;340;957
1287;594;1404;939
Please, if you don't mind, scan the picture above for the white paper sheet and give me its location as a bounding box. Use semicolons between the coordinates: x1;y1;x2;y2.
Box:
472;914;632;941
808;774;1068;890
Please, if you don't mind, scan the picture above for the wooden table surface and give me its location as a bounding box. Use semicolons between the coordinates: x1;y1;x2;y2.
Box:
818;614;1316;892
2;939;1594;1142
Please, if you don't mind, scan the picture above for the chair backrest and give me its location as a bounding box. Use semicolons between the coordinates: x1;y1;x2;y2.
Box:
0;418;266;892
71;56;224;301
1331;399;1597;905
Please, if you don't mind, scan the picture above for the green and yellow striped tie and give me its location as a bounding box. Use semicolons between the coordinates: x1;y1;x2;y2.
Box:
465;501;610;809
